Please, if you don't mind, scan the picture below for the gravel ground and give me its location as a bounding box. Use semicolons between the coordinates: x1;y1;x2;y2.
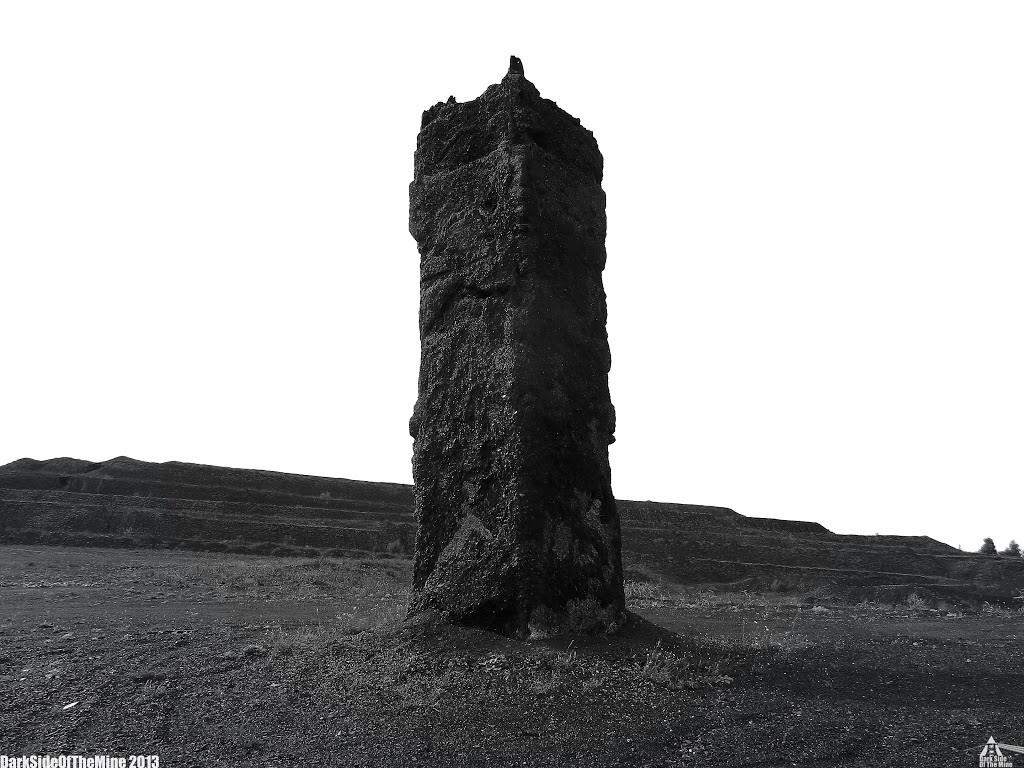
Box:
1;545;1021;767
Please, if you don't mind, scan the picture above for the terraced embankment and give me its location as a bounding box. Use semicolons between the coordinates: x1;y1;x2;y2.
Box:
2;456;1022;604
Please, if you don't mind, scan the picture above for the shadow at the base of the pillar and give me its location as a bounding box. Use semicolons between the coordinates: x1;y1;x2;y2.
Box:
455;599;524;636
614;610;692;649
401;603;520;637
397;608;692;657
527;611;693;655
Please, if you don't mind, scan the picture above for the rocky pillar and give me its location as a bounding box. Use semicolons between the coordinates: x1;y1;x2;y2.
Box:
408;56;624;635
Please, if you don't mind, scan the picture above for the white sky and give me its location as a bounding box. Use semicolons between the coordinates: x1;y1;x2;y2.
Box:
2;3;1022;551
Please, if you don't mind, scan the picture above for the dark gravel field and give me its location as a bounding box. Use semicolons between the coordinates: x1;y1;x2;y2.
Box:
1;545;1021;767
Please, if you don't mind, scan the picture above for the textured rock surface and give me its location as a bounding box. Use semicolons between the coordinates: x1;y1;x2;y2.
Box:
407;57;624;634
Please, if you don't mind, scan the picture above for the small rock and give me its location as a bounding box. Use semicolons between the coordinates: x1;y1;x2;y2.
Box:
130;671;166;682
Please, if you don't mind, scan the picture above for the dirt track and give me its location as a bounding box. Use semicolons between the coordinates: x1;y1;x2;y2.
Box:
1;545;1021;767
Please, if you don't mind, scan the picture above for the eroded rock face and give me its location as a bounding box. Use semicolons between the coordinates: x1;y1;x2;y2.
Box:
408;56;624;635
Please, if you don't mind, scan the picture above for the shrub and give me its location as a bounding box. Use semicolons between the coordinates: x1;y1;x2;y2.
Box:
905;592;929;610
979;538;997;555
527;599;622;638
624;580;670;606
636;641;732;689
564;598;621;634
1000;540;1021;557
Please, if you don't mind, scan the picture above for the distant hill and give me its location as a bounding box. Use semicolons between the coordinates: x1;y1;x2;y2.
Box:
2;456;1022;605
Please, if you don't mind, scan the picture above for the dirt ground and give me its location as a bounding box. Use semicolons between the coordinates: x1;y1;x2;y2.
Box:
1;545;1021;767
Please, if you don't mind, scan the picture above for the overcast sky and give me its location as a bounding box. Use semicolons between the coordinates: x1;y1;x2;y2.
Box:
3;3;1022;551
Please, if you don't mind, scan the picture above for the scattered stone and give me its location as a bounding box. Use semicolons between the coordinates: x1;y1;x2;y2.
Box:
130;670;167;683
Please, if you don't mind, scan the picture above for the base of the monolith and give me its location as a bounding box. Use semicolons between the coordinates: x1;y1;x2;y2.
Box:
404;602;626;639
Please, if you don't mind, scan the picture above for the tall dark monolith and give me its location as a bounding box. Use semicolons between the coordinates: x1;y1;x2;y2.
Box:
408;56;624;635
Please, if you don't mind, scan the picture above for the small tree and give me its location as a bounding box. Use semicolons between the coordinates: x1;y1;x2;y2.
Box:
1000;540;1021;557
979;538;997;555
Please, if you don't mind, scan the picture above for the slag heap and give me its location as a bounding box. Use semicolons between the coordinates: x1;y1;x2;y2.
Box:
408;56;624;635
